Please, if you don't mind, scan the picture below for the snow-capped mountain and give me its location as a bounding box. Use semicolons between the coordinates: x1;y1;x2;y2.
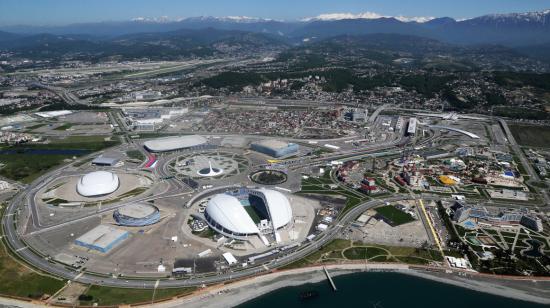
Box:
295;9;550;45
130;16;172;23
303;12;434;23
474;9;550;24
185;16;277;23
130;15;277;24
438;9;550;45
1;9;550;47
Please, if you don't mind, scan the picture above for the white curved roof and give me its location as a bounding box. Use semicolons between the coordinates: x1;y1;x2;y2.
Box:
144;135;207;152
428;125;480;139
252;188;292;229
76;171;119;197
206;194;259;234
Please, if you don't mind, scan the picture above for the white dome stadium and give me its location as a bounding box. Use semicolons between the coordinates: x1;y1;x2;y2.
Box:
205;194;259;236
76;171;120;197
204;188;292;238
250;188;292;229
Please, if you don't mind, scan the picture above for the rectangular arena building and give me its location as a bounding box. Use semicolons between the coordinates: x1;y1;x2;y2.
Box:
250;140;299;158
407;118;417;136
74;225;129;253
92;156;120;166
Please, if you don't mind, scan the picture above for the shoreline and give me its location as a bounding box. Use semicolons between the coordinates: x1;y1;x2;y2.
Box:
1;263;549;307
152;264;550;308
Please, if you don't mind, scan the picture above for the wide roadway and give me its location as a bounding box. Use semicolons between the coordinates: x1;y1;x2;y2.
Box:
3;187;420;288
1;126;436;288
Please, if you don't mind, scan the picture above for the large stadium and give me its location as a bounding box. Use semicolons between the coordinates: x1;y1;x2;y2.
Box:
143;135;208;152
203;188;292;243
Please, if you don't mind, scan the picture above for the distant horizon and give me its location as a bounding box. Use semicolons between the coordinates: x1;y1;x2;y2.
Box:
0;0;549;27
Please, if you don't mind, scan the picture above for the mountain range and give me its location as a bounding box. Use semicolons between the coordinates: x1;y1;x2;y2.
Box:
0;27;288;61
1;10;550;62
1;10;549;47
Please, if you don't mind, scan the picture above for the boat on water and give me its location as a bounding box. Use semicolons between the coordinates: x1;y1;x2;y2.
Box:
299;290;319;301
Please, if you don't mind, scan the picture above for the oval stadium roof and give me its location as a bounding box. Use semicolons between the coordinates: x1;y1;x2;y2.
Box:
206;194;259;235
143;135;207;152
117;203;157;219
77;171;119;197
251;188;292;229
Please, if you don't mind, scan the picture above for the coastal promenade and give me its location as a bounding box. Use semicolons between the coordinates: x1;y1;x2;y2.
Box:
146;262;550;307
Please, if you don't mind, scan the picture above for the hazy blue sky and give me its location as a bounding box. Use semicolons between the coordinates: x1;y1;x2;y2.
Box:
0;0;549;25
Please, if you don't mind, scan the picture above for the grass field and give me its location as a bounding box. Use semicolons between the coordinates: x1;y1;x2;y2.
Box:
54;123;72;131
0;207;65;299
281;239;443;269
0;136;120;183
80;285;196;306
341;196;363;215
244;206;262;223
126;149;145;161
281;239;351;269
50;135;120;151
299;174;367;215
374;205;415;226
25;123;46;130
0;154;73;183
192;227;217;239
509;124;550;148
343;247;388;260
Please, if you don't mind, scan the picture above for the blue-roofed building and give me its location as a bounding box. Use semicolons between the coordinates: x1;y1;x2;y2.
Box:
250;140;299;158
75;225;129;253
114;203;160;227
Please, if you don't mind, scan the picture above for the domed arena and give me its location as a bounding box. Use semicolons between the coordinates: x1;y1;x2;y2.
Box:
76;171;120;197
114;203;160;227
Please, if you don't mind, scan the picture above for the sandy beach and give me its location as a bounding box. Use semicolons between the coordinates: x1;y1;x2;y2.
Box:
1;263;549;308
151;263;550;308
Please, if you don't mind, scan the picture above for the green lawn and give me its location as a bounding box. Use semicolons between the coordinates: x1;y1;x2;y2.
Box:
0;154;74;183
0;207;65;299
340;196;364;216
300;173;367;216
343;247;388;260
244;206;262;224
374;205;415;226
281;240;443;269
48;135;120;151
126;149;145;161
81;285;195;306
509;124;550;148
281;239;351;269
54;123;72;131
25;123;46;130
192;227;217;239
375;244;444;262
